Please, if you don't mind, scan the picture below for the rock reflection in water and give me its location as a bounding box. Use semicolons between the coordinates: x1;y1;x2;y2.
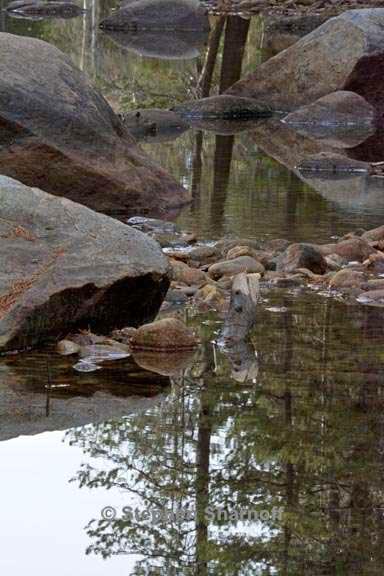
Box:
101;28;209;60
0;350;169;441
66;291;384;573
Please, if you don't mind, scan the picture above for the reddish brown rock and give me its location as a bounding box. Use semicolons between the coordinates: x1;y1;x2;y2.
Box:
276;243;327;274
170;259;207;286
329;268;366;289
130;318;199;351
319;237;376;262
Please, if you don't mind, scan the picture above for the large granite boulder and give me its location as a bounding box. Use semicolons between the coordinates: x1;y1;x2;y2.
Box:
0;33;189;218
228;9;384;115
0;177;171;353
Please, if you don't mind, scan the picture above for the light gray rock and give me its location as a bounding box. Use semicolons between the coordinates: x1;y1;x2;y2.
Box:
0;177;171;352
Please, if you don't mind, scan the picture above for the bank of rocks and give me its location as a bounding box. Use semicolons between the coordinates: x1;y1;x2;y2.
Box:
133;217;384;311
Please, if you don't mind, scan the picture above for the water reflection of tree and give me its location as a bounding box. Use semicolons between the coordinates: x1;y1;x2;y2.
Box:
68;294;384;574
191;16;251;234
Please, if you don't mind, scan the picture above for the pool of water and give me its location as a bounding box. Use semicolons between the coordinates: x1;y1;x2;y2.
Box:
1;4;384;574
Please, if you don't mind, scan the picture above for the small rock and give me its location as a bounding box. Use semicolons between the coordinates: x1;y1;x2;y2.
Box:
215;238;261;258
226;245;273;268
272;276;303;288
127;216;179;235
56;339;81;356
130;318;199;351
357;289;384;305
276;243;327;274
363;252;384;274
73;361;101;373
361;279;384;291
170;258;207;286
110;327;138;343
79;344;131;362
208;256;265;280
193;283;228;312
362;225;384;243
164;289;188;304
329;268;366;289
319;237;376;263
187;245;218;263
325;253;344;271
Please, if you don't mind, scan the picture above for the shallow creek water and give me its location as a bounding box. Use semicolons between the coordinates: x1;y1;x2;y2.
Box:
1;4;384;574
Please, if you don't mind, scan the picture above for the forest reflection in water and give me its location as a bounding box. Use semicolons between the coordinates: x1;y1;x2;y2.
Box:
65;290;384;574
1;4;384;575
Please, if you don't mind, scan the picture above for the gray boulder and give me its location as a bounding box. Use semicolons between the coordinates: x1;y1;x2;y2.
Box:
228;9;384;114
0;177;171;352
0;33;189;219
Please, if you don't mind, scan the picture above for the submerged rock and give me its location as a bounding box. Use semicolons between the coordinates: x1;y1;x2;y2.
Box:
99;0;209;31
0;178;170;352
0;33;188;219
228;9;384;115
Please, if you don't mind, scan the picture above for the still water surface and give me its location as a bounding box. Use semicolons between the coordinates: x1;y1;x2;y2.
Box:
1;4;384;574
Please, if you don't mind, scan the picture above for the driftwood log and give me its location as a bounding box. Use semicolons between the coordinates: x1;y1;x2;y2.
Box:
220;272;260;344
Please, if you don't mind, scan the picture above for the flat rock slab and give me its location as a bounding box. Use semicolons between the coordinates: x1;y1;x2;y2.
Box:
0;177;171;352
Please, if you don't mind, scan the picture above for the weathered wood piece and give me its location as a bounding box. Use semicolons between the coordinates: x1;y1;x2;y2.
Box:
220;272;260;344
